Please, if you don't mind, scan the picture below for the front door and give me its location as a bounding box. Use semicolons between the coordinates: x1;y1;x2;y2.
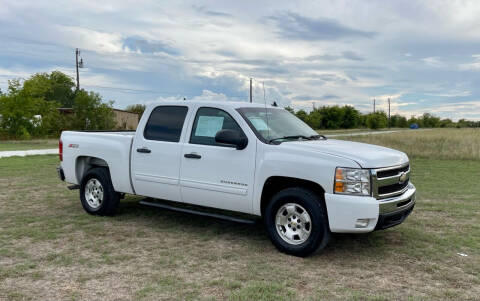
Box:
179;106;256;214
131;105;190;201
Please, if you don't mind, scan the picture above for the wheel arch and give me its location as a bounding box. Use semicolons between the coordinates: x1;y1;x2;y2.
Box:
76;156;109;184
260;176;328;220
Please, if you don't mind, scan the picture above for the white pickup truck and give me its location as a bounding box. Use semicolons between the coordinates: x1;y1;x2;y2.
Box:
58;101;416;256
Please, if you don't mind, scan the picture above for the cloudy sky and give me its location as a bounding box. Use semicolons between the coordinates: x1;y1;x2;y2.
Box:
1;0;480;120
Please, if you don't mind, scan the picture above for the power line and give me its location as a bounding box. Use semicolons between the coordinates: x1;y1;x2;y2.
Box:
82;84;247;98
0;79;248;99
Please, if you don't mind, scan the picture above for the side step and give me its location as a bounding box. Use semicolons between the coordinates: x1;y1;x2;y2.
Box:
139;199;257;225
68;185;80;190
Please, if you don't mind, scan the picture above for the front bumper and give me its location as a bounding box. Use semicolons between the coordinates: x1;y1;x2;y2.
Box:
324;183;416;233
375;183;415;230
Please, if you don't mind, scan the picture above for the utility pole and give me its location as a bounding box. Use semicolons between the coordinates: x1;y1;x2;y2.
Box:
75;48;84;91
249;78;253;103
373;98;376;113
388;97;391;128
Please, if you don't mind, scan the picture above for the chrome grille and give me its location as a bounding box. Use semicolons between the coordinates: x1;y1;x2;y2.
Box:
371;163;410;200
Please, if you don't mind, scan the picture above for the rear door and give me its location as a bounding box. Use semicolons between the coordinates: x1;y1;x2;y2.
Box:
131;105;190;201
179;106;256;214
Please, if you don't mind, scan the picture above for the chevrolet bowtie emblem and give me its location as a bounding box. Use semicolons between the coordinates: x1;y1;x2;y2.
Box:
399;172;408;184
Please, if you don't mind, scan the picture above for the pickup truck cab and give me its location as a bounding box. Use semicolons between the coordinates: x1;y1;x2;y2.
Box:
58;101;416;256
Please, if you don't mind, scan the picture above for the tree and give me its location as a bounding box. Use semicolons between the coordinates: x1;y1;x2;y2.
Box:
284;106;295;114
365;112;388;129
317;106;344;129
439;118;454;128
306;109;322;129
420;113;440;128
125;104;146;119
22;71;76;107
295;110;309;123
390;114;408;128
341;106;360;129
0;80;60;138
70;90;116;130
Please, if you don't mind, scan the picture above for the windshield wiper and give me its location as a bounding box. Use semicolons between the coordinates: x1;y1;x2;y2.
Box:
309;134;327;140
269;134;327;144
268;135;313;144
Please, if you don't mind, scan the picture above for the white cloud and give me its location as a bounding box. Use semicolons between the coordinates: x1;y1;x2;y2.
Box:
1;0;480;120
458;54;480;71
421;57;444;68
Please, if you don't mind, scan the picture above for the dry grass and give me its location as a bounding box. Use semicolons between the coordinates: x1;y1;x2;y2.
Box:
0;139;58;151
337;128;480;160
0;141;479;300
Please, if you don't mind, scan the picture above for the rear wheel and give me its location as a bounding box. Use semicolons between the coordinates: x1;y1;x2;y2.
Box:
80;167;119;216
265;187;330;257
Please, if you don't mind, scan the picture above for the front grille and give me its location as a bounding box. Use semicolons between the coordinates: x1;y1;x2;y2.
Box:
372;163;410;199
378;181;409;195
377;164;409;178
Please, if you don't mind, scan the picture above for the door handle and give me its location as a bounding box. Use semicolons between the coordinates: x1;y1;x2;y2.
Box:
137;147;151;153
184;153;201;159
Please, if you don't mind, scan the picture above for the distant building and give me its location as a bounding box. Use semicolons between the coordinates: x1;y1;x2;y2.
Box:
57;108;139;130
113;109;139;129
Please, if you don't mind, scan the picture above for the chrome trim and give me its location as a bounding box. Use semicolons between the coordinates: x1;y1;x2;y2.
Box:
375;162;410;174
371;162;411;200
378;187;409;199
379;184;416;214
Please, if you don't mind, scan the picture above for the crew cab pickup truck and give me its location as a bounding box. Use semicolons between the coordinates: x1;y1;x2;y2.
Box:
58;101;416;256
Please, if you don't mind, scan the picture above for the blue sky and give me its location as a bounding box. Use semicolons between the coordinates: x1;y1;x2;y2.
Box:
1;0;480;120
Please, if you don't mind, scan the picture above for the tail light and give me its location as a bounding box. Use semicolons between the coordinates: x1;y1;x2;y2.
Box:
59;140;63;161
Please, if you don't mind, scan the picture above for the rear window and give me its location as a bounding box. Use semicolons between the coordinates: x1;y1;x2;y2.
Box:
144;106;188;142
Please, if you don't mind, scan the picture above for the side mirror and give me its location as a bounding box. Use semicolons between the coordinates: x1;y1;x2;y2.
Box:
215;129;248;150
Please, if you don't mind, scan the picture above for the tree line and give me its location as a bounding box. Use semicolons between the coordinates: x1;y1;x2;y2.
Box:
0;71;116;139
284;106;480;130
1;70;478;139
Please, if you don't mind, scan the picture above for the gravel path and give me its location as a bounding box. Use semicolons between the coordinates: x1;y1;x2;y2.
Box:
0;148;58;158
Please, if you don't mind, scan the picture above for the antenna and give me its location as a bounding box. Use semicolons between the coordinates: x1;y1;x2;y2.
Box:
263;81;266;103
250;78;253;103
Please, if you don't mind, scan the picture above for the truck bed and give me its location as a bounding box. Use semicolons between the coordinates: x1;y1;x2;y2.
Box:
60;130;135;194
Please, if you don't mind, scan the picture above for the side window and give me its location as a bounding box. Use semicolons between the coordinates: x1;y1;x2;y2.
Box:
190;107;244;146
144;106;188;142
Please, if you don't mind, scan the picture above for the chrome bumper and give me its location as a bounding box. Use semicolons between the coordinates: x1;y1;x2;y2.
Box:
379;183;416;214
375;183;416;230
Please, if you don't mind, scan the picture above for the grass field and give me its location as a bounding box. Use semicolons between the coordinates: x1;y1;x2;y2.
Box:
336;128;480;161
0;139;57;151
0;129;479;300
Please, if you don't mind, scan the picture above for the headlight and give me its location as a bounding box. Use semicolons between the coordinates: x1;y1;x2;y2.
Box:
334;167;371;196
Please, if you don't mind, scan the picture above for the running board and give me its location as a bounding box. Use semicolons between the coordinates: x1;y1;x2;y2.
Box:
139;200;257;225
67;185;80;190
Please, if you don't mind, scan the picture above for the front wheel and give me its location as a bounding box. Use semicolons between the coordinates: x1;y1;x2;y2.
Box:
80;167;119;216
264;187;330;257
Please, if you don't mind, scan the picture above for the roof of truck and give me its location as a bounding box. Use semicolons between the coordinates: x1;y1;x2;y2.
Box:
147;100;280;109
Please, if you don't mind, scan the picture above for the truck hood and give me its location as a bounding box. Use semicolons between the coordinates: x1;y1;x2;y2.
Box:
283;139;408;168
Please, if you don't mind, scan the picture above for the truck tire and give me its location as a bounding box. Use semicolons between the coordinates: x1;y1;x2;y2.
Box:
264;187;330;257
79;167;119;216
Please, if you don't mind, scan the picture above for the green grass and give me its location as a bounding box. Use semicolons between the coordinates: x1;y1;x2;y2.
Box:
0;139;58;151
335;128;480;160
0;131;479;300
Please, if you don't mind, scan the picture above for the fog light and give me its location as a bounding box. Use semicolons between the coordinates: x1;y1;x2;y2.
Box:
355;219;370;228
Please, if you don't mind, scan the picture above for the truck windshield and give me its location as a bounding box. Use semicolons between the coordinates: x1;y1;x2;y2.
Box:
237;107;321;143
